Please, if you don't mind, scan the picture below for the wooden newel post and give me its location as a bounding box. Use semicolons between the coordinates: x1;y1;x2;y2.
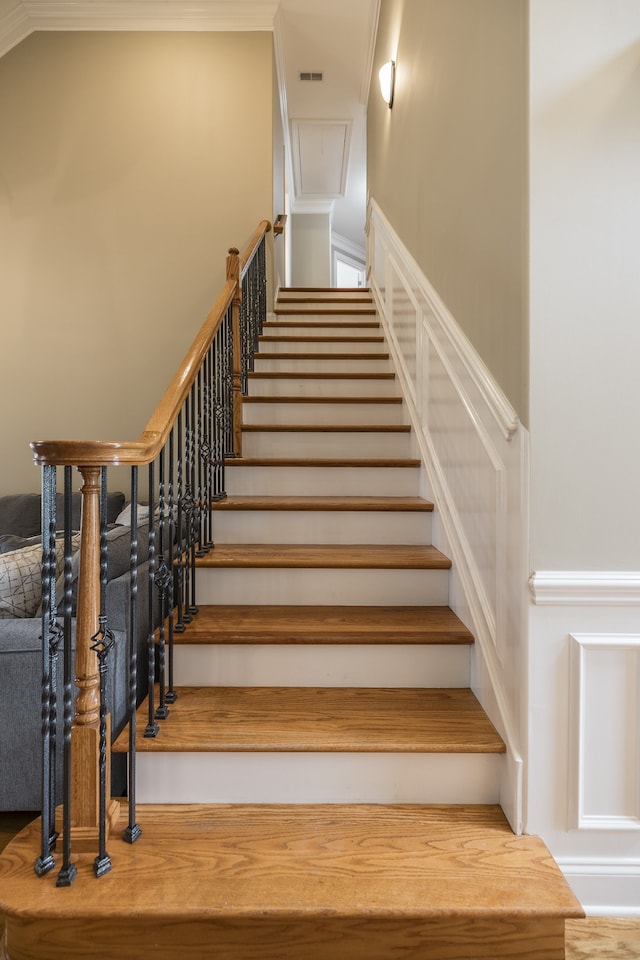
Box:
227;246;243;457
70;467;117;844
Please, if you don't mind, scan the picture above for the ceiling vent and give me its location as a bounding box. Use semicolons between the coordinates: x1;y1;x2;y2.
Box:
299;72;323;82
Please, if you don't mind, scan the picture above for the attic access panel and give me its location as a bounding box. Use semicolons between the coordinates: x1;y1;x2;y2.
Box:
291;119;353;200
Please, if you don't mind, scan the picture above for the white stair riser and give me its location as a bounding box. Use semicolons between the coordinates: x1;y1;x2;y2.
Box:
264;324;380;338
173;644;470;688
195;567;450;606
243;401;407;426
258;339;387;356
212;510;432;544
225;465;421;497
242;430;411;459
134;753;502;804
247;377;399;398
253;356;391;374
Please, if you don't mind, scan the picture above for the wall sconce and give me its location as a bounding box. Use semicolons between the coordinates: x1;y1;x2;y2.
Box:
379;60;396;109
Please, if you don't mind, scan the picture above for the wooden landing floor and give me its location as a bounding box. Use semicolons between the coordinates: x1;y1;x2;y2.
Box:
0;804;583;960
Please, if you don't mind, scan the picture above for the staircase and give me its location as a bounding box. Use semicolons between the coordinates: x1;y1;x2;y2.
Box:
0;287;582;960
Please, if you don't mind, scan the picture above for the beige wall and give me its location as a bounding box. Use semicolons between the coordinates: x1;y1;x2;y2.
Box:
0;30;273;494
529;1;640;570
271;42;286;293
368;0;528;423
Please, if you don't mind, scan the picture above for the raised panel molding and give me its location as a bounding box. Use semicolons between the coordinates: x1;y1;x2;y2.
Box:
570;633;640;831
367;198;528;833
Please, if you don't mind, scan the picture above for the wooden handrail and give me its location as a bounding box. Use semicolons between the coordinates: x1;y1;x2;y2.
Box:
30;217;272;873
31;219;272;469
240;218;271;279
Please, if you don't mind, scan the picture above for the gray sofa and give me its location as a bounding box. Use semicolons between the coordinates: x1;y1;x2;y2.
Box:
0;492;151;811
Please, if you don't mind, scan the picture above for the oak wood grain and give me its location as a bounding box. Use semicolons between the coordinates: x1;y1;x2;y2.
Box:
224;456;421;467
264;320;380;328
194;543;451;569
275;307;377;315
243;394;403;404
0;804;583;960
170;603;472;645
241;422;411;433
248;371;396;380
211;495;433;512
255;350;389;360
112;686;505;754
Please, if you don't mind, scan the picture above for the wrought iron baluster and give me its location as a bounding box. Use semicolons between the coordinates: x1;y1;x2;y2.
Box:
91;467;114;878
166;427;177;704
174;410;187;633
35;465;59;877
124;468;142;844
188;383;199;618
155;445;170;721
144;461;159;738
56;466;78;886
181;395;194;625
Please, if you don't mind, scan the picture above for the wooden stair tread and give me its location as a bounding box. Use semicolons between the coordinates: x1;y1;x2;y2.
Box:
114;687;505;754
264;320;380;328
256;351;389;360
241;423;411;433
243;395;403;404
225;457;421;467
248;371;396;380
280;286;371;293
275;308;377;315
0;803;581;924
195;544;451;569
171;604;472;645
211;496;433;512
259;335;384;343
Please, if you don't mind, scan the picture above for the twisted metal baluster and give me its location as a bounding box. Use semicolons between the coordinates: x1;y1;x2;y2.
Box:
165;427;177;704
35;465;59;877
223;307;235;461
188;383;199;618
154;446;170;721
91;467;114;878
144;461;159;738
174;410;187;634
124;469;141;844
56;467;78;886
181;395;194;625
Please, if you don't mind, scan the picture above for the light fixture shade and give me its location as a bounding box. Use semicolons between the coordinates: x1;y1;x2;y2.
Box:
379;60;396;108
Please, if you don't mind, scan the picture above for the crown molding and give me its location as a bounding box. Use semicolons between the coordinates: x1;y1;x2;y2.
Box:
0;4;30;58
1;0;278;57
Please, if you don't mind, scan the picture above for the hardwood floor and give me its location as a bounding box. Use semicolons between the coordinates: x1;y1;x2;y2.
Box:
565;919;640;959
1;812;637;959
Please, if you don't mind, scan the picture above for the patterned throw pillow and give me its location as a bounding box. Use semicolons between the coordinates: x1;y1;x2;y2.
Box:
0;542;44;618
0;537;79;618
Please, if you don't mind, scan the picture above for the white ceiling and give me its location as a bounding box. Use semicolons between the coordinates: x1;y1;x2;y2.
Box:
0;0;380;251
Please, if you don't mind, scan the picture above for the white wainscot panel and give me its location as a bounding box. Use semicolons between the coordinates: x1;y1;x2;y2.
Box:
425;333;502;648
388;259;418;394
369;220;387;310
570;634;640;830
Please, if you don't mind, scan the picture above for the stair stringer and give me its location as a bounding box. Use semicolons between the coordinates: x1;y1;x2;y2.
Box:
368;201;529;834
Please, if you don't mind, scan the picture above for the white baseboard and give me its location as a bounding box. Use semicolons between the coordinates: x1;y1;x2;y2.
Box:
558;858;640;916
